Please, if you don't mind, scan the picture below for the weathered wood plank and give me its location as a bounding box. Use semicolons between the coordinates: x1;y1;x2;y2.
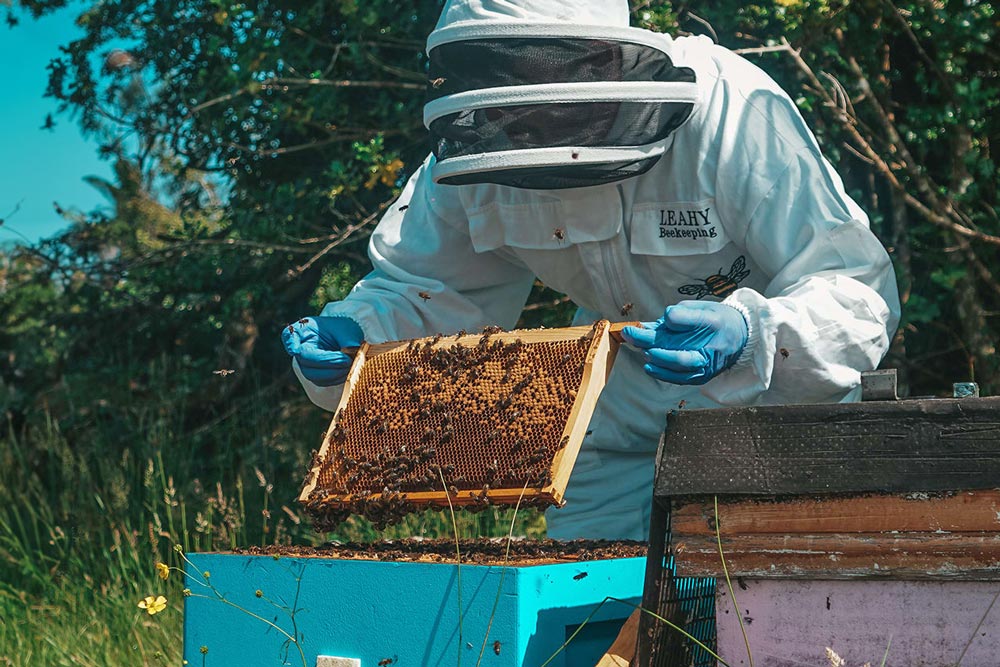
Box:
672;531;1000;579
656;398;1000;497
672;490;1000;536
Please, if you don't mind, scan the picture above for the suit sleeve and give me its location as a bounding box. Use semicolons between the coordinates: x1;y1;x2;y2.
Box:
702;61;900;406
296;156;537;409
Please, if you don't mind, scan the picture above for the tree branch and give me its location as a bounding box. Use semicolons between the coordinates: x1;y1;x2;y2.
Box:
763;38;1000;247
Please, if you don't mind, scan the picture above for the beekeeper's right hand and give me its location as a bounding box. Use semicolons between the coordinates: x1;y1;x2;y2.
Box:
281;316;364;386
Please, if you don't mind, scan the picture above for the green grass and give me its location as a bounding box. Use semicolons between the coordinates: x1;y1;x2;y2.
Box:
0;377;544;666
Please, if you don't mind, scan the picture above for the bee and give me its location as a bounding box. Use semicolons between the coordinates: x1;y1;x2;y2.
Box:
398;204;409;211
378;657;396;666
213;368;236;376
779;347;790;360
620;303;634;316
573;572;588;581
493;640;502;655
429;77;446;88
677;400;687;409
552;227;565;242
418;291;432;302
678;255;750;299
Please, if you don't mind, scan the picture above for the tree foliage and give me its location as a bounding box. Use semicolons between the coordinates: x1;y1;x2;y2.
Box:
655;0;1000;394
2;0;998;479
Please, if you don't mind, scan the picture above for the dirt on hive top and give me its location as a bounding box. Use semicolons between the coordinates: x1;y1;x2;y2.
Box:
234;538;647;565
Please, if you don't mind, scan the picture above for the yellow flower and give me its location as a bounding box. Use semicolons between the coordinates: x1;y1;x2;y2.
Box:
138;595;168;615
364;158;405;190
156;562;170;580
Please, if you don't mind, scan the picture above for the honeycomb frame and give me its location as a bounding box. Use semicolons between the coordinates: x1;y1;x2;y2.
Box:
298;320;626;528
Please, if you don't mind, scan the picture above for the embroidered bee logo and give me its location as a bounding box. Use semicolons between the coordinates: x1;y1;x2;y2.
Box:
678;255;750;299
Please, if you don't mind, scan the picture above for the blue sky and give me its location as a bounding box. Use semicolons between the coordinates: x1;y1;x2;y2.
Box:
0;3;114;245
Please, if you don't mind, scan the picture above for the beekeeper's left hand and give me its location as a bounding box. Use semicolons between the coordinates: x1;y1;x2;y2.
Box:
621;301;748;385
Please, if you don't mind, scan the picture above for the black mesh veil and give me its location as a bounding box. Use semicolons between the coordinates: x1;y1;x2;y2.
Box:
425;36;696;189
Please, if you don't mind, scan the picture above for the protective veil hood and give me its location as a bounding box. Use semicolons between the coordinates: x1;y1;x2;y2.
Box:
424;0;698;189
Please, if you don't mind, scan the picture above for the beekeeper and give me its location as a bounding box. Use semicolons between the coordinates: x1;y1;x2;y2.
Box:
281;0;900;540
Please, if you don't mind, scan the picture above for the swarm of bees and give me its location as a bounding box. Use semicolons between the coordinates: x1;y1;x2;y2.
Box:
302;323;607;529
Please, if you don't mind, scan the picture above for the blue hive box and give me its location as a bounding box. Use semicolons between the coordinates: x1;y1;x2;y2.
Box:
183;551;645;667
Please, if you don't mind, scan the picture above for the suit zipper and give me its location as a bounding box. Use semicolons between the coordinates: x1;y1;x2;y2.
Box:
600;184;632;317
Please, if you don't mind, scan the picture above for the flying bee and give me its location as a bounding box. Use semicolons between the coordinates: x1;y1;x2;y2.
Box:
620;303;634;316
429;77;446;88
213;368;236;377
678;255;750;299
418;291;432;302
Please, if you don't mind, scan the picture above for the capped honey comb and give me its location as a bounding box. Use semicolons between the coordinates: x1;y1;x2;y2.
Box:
298;320;624;531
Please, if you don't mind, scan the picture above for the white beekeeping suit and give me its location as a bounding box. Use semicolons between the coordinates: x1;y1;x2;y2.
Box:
292;0;900;539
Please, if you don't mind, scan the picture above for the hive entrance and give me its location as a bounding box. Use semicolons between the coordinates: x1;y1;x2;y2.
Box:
299;321;623;530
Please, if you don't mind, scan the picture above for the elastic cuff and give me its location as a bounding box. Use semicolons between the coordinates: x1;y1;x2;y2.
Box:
319;302;380;343
722;298;756;371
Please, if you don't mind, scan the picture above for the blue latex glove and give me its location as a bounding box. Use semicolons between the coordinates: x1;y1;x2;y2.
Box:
281;316;364;387
621;301;748;385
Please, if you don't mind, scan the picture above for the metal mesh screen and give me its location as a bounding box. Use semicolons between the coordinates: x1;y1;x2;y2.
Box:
640;500;717;667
